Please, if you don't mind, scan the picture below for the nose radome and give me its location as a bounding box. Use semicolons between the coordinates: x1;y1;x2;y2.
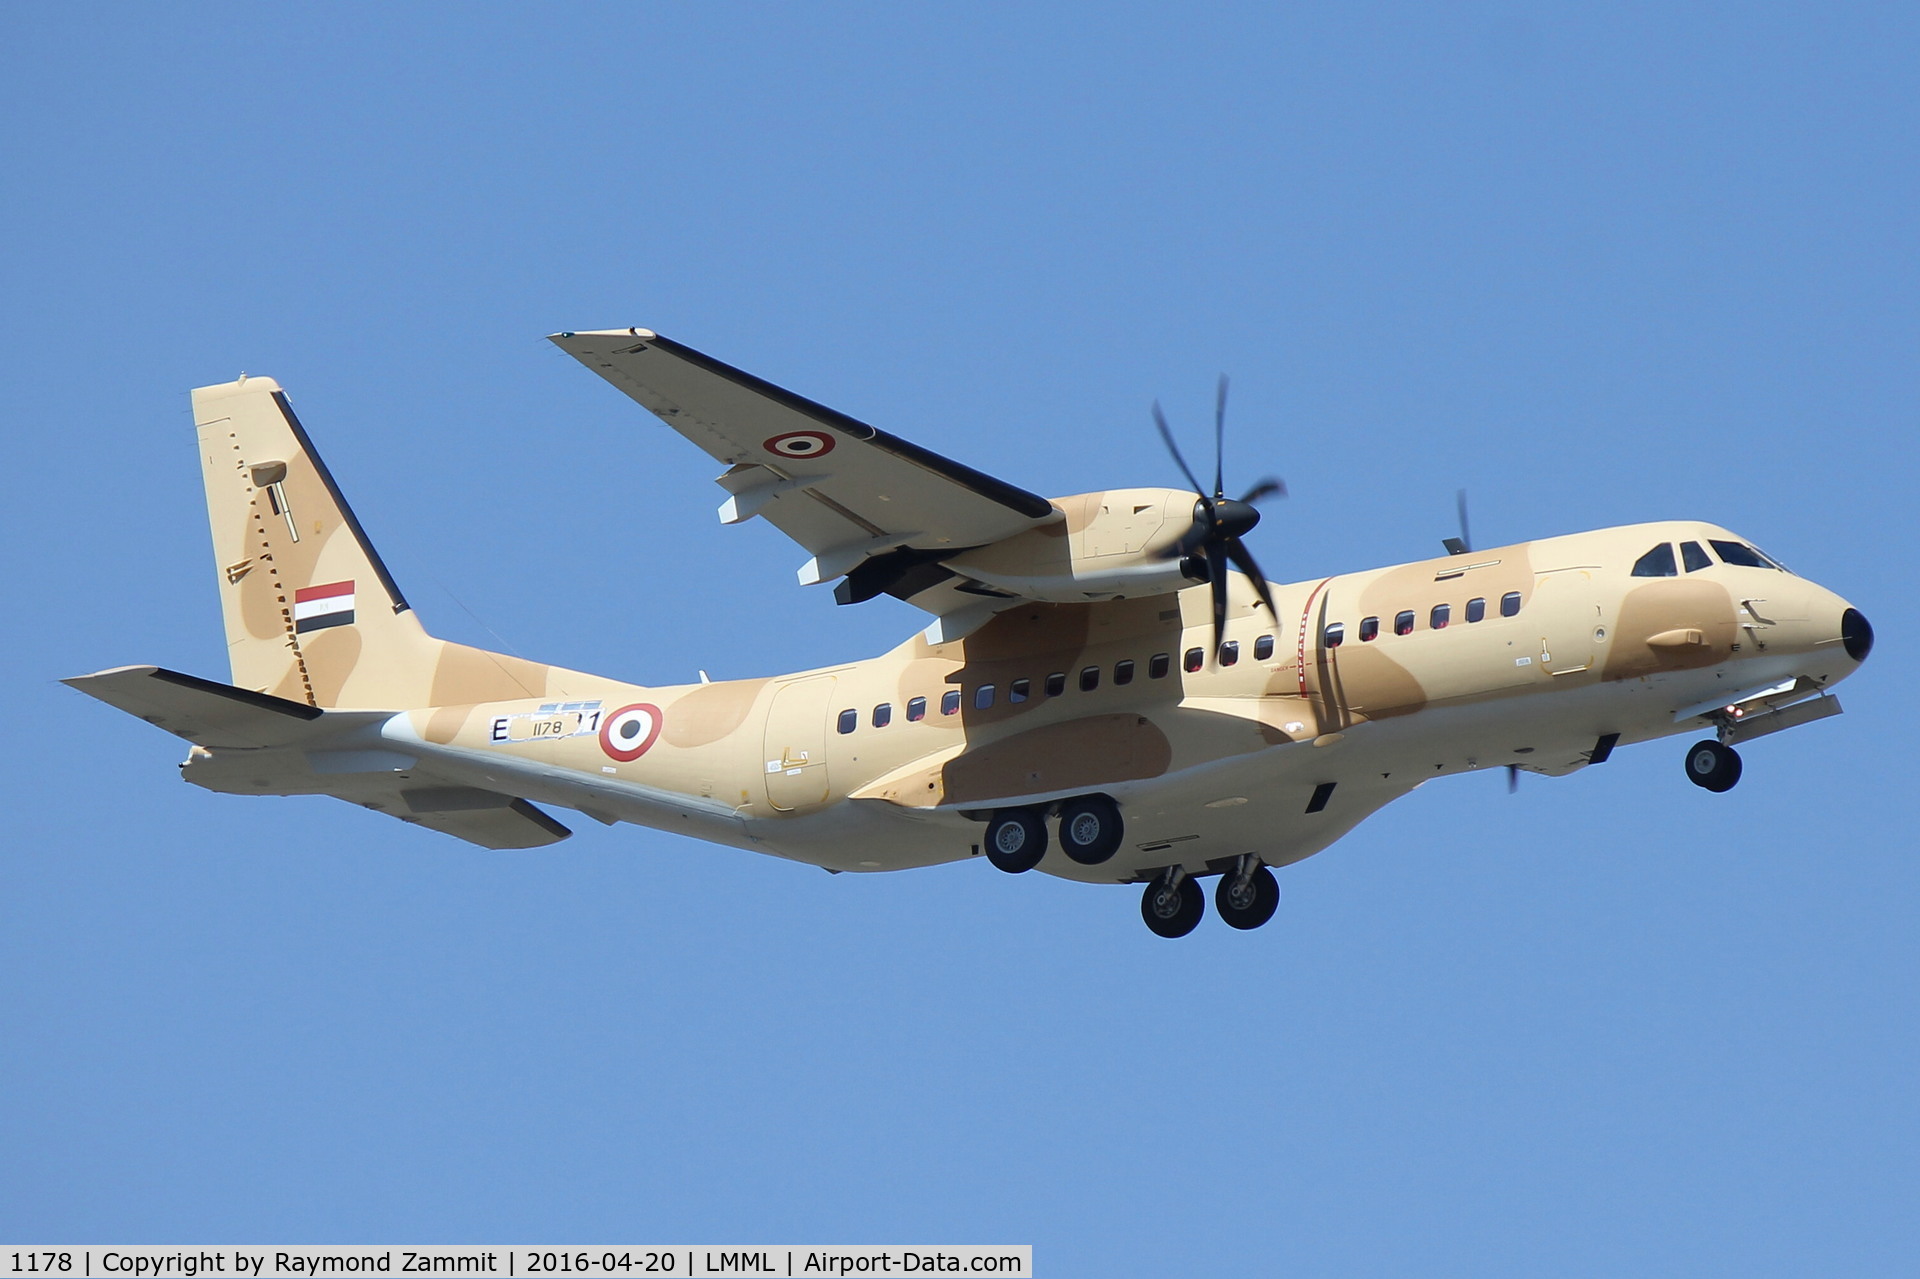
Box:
1842;608;1874;662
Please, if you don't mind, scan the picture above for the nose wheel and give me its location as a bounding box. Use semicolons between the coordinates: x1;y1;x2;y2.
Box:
1140;868;1205;938
1684;739;1743;792
1215;858;1280;930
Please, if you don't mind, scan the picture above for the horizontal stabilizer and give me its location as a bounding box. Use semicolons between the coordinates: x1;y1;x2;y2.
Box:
65;665;571;848
394;790;572;849
61;665;391;747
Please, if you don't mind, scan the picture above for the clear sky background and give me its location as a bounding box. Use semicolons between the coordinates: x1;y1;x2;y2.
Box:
2;4;1914;1274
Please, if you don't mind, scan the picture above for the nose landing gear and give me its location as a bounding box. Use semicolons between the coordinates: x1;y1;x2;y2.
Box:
1215;855;1280;930
1684;739;1743;792
1140;867;1206;938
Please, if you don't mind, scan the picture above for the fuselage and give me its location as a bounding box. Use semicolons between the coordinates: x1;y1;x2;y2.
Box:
323;519;1867;884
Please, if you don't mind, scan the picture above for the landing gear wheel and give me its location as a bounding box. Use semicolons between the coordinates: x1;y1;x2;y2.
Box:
1140;871;1205;938
1215;863;1280;931
985;808;1047;873
1057;795;1124;865
1684;739;1743;793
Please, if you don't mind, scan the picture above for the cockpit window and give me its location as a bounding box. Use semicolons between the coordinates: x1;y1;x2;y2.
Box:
1680;540;1713;573
1710;539;1783;570
1632;543;1678;577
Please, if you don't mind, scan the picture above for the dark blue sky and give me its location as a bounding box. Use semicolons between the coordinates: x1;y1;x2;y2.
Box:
3;5;1913;1274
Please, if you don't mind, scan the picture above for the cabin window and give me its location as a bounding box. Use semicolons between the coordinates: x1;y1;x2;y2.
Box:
1080;665;1101;692
1710;539;1781;570
1632;543;1678;577
1044;671;1066;697
836;709;858;734
1394;610;1416;636
1501;591;1522;617
872;703;892;728
1219;640;1240;666
1149;653;1171;679
906;696;927;722
941;690;961;716
1009;678;1030;703
1431;603;1451;630
1184;647;1204;672
1325;622;1345;648
1359;616;1380;642
974;684;996;709
1681;540;1713;573
1466;597;1486;623
1254;634;1274;660
1114;659;1135;686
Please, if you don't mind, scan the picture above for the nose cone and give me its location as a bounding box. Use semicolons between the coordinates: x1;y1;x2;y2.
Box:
1842;607;1874;662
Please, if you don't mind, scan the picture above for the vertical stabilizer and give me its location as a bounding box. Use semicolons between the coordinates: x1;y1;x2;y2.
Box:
192;376;562;709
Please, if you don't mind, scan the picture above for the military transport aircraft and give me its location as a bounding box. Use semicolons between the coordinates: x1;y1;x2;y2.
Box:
67;329;1874;937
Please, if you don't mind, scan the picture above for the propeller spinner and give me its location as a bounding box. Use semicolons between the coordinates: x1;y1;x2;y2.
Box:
1151;375;1286;657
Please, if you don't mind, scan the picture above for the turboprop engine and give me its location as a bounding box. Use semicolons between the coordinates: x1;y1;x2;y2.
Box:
937;488;1209;602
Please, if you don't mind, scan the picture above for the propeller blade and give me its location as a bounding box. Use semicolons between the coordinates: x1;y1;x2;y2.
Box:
1212;374;1229;501
1223;538;1279;619
1208;542;1229;656
1507;763;1520;794
1153;401;1207;499
1239;477;1287;505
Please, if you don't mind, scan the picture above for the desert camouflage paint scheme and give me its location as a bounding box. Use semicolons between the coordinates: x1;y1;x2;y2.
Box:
67;330;1871;931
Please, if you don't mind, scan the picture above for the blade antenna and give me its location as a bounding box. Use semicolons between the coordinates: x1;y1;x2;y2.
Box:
1456;489;1472;554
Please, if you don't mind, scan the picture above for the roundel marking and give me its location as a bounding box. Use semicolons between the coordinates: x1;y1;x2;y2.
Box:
763;430;836;459
599;703;664;762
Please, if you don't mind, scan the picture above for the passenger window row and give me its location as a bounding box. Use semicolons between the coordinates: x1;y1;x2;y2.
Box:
834;633;1283;733
1321;594;1521;649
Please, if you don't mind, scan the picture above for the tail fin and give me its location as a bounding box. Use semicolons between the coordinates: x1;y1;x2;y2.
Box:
193;375;559;709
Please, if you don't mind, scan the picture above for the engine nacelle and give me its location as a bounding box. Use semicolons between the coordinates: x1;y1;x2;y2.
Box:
941;488;1207;602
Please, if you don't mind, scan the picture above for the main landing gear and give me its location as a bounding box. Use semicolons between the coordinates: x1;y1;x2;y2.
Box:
985;795;1123;873
1684;739;1743;793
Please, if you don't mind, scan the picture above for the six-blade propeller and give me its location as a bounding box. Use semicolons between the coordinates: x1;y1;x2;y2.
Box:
1150;375;1286;657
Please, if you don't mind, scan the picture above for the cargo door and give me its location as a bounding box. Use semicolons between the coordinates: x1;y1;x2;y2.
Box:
762;676;835;811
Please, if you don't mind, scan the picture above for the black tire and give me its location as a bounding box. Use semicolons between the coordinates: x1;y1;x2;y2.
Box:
1684;740;1743;793
985;808;1047;873
1140;874;1205;938
1215;864;1280;931
1058;795;1124;865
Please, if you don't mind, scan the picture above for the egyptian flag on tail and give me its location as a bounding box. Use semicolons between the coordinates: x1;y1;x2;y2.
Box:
293;580;355;633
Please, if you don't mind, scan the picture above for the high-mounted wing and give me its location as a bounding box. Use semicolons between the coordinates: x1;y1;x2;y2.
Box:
550;330;1058;616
